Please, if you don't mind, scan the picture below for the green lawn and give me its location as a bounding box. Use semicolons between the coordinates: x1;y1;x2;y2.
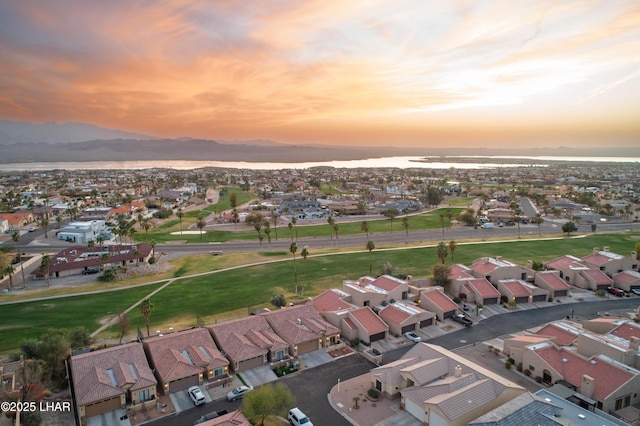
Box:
0;282;166;354
1;231;636;355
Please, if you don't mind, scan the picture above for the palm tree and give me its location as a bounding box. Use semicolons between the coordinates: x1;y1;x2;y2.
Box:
264;222;272;248
448;240;458;262
401;217;409;243
383;208;398;231
270;210;279;240
366;240;375;275
436;241;449;264
39;253;51;287
232;208;239;230
100;252;110;272
55;215;62;229
41;216;49;238
300;246;309;295
254;223;263;247
127;227;137;244
176;209;184;234
140;218;153;241
87;240;95;252
327;216;335;241
96;235;104;248
439;214;445;240
291;217;298;241
290;242;298;295
11;231;25;286
333;223;339;243
150;240;157;260
138;298;154;337
361;221;369;241
2;264;15;291
134;249;141;267
288;222;294;241
196;216;206;242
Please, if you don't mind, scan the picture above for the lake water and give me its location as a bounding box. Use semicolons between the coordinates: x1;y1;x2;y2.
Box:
0;155;637;172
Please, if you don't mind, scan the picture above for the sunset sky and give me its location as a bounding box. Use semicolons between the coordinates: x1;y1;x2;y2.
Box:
1;1;639;148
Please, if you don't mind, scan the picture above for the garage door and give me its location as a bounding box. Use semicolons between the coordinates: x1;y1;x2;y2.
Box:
442;310;455;319
84;395;122;418
404;397;424;423
554;290;567;297
419;318;433;328
532;295;546;302
401;324;415;334
238;355;264;372
483;297;498;305
515;296;529;304
297;340;318;355
169;375;199;393
370;332;386;342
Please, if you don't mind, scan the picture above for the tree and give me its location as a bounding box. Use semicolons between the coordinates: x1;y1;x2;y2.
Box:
448;240;458;262
117;310;130;344
271;294;286;308
270;209;279;240
254;223;263;247
140;218;153;241
68;327;92;349
333;223;339;242
361;221;370;240
431;263;451;290
176;209;184;234
196;215;206;242
457;208;477;226
532;214;543;236
264;222;272;247
383;208;399;231
289;242;299;294
401;217;409;243
300;246;309;295
327;216;335;241
41;217;49;238
291;216;298;240
11;231;25;286
2;264;15;291
562;221;578;236
229;192;238;209
436;241;449;264
366;240;375;275
39;253;51;287
288;222;294;241
439;214;445;240
138;298;154;337
241;382;295;426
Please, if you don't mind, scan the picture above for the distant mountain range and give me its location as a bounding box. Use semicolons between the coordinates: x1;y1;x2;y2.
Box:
0;120;637;164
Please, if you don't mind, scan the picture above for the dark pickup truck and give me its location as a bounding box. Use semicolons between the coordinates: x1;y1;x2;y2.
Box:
452;314;473;326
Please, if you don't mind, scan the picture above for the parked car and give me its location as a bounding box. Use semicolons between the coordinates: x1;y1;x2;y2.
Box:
607;286;626;297
480;222;494;229
452;314;473;326
226;385;252;401
631;288;640;296
194;410;228;425
188;386;206;406
82;267;99;275
404;331;421;343
288;407;314;426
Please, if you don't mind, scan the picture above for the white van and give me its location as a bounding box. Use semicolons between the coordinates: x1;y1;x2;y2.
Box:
480;222;494;229
288;407;313;426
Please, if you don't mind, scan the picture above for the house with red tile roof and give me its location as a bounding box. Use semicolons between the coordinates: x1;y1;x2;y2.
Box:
378;302;435;336
71;342;157;421
573;268;613;291
371;343;525;425
32;243;152;279
347;306;389;343
448;263;475;280
0;212;33;228
612;270;640;292
342;275;410;308
208;316;290;373
469;256;529;285
543;254;590;284
198;409;251;426
533;271;570;298
581;247;639;277
496;279;549;304
142;328;229;395
262;304;341;356
522;343;640;412
534;322;580;346
418;287;458;320
451;277;501;306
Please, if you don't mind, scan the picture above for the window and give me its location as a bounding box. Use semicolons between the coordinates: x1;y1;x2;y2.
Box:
375;380;382;391
528;365;535;371
139;389;150;401
275;350;285;361
615;395;631;410
214;368;224;377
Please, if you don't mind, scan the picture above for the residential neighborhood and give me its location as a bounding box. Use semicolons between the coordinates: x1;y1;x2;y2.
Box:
1;161;639;426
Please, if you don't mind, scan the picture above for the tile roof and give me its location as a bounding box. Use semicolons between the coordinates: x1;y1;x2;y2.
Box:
582;250;623;267
499;280;533;298
41;243;152;274
370;275;407;292
143;328;228;383
608;321;640;342
535;271;570;290
349;307;388;334
544;255;585;270
465;278;501;297
71;342;156;406
449;264;474;280
312;289;354;312
578;269;613;284
262;304;340;345
470;257;518;276
199;409;251;426
421;289;458;311
535;323;579;346
613;270;640;284
208;316;288;362
534;346;634;400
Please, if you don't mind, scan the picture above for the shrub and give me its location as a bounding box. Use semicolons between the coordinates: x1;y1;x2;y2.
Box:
453;296;461;303
505;361;512;369
507;357;515;364
98;269;116;282
148;256;156;264
524;369;532;377
367;388;380;399
350;338;361;347
535;376;543;383
516;363;523;372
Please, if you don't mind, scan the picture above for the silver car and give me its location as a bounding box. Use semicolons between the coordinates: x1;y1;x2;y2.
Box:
226;385;252;401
